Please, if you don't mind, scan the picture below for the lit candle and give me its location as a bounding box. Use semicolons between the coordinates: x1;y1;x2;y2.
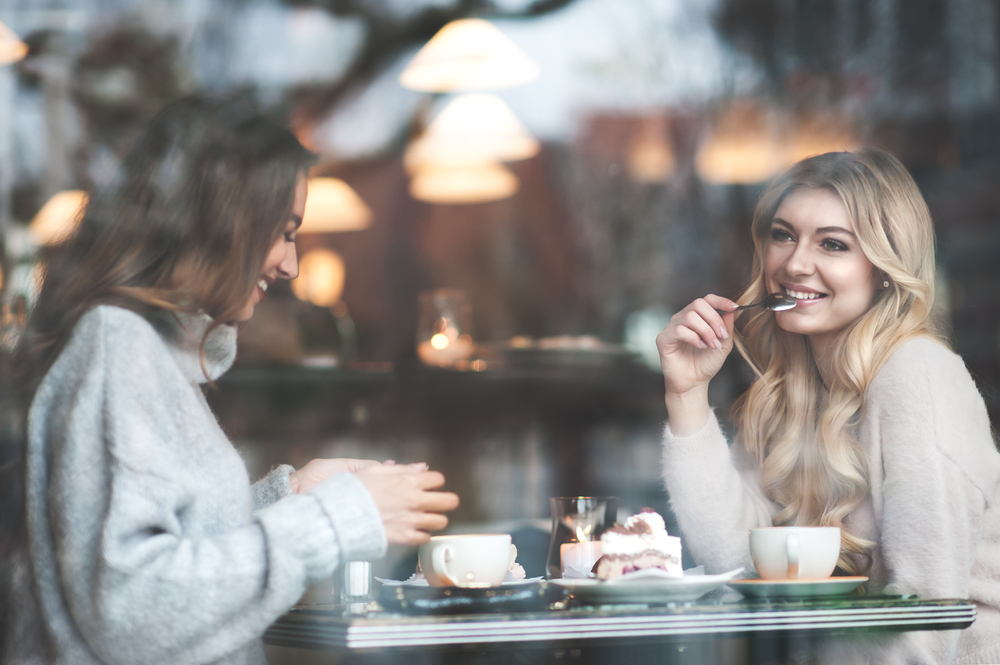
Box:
560;541;603;578
560;527;602;578
417;324;474;366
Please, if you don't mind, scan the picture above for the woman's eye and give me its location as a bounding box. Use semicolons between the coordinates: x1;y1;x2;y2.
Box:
770;228;792;242
821;238;847;251
284;232;297;243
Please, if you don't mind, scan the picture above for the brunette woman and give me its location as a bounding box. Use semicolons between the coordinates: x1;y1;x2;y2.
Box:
3;96;458;664
657;148;1000;664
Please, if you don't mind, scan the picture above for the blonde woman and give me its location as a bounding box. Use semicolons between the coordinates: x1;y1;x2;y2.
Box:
656;148;1000;664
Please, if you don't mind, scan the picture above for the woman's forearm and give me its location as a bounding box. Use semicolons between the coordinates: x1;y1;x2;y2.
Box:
664;385;711;436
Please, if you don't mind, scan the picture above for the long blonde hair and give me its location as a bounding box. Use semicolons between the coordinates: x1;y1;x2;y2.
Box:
732;148;941;575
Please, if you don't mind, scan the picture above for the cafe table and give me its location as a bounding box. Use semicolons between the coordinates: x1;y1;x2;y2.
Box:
263;590;976;664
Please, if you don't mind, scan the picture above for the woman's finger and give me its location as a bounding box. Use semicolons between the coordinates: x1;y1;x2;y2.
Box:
415;512;449;532
673;325;709;350
393;529;431;546
680;309;722;349
704;293;739;312
691;298;730;342
418;491;460;513
415;470;447;490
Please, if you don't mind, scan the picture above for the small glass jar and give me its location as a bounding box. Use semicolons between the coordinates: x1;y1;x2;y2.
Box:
546;496;617;579
416;289;474;367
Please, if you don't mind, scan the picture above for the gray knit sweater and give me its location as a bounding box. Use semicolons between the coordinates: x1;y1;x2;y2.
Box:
662;337;1000;664
16;305;386;664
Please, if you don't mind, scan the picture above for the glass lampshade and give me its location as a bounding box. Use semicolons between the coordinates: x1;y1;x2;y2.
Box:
0;21;27;66
410;161;518;204
299;178;372;233
29;190;88;245
291;248;346;307
399;18;540;92
404;93;539;172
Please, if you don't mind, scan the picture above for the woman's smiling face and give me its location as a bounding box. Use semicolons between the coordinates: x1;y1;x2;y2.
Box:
764;186;879;354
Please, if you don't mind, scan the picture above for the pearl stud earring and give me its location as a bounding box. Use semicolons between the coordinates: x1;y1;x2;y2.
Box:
882;280;890;288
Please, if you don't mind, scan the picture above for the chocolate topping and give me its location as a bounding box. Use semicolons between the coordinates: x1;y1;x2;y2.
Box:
606;519;652;536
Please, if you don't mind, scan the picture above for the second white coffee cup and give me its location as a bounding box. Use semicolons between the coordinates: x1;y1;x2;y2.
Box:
749;526;841;580
418;534;512;587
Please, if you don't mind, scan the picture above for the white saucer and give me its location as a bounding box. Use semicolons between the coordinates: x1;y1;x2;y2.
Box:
727;576;868;599
553;568;744;604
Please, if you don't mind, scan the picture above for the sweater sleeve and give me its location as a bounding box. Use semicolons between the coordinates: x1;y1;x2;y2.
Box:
34;309;386;664
251;464;295;511
836;340;995;665
661;410;777;574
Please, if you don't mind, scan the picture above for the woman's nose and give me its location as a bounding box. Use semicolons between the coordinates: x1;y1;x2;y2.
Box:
278;243;299;280
784;242;814;276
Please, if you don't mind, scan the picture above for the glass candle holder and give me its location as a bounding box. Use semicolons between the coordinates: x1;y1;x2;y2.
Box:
546;496;617;579
416;289;474;367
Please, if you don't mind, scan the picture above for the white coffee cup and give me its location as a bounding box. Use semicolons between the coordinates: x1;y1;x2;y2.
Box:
749;526;841;580
418;534;512;587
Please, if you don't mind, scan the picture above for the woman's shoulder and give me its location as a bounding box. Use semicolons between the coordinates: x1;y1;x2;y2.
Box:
54;305;177;378
69;305;166;351
867;338;999;487
869;336;969;396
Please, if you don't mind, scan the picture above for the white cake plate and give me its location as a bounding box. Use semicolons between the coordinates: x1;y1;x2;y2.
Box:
553;568;744;604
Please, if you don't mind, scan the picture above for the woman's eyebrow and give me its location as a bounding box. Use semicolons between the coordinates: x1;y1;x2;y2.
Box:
771;218;857;238
290;214;303;230
816;225;856;237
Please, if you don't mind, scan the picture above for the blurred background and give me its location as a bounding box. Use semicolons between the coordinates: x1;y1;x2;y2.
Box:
1;0;999;596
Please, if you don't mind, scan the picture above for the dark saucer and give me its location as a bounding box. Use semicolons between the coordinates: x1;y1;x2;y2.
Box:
378;581;567;615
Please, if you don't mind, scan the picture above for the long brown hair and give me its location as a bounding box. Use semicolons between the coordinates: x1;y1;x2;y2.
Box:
17;95;315;391
1;98;313;643
731;148;940;575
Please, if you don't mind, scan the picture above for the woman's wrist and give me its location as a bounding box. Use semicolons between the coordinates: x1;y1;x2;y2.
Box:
664;385;711;436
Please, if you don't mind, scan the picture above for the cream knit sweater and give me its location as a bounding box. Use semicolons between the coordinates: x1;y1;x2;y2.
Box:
15;305;387;664
662;337;1000;664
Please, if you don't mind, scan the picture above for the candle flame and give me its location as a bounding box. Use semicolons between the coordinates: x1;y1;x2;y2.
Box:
430;333;450;350
576;525;591;541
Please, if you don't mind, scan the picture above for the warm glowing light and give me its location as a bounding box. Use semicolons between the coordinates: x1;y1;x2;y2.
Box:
0;21;27;66
696;102;859;184
430;333;450;349
405;94;539;172
695;101;787;184
696;134;788;185
410;161;518;204
627;116;675;183
399;18;540;92
29;190;88;245
299;178;372;233
291;248;346;307
789;114;858;162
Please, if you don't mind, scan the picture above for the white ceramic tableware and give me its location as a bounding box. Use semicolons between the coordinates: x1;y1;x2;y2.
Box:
749;526;841;580
418;534;512;587
727;576;867;599
553;568;744;604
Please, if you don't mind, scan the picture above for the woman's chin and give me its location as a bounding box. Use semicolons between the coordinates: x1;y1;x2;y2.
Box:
774;314;815;337
234;304;256;323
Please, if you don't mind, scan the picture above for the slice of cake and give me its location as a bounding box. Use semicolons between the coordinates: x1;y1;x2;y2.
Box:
507;544;526;580
593;508;683;580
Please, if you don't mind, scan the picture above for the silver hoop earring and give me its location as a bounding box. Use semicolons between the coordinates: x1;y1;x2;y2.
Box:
882;280;890;288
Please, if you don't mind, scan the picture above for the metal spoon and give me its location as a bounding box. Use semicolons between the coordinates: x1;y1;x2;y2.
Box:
715;293;797;314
